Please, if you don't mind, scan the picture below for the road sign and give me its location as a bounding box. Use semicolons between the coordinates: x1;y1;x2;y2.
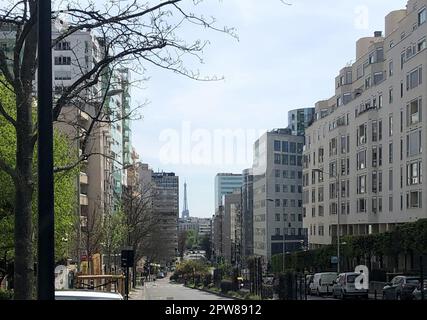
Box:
331;256;338;264
121;249;134;268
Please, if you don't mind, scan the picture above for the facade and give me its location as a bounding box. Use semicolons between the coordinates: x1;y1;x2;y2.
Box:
303;0;427;249
152;172;179;264
212;206;224;263
178;217;199;233
178;217;212;238
252;129;306;263
222;191;242;265
287;108;315;136
214;173;243;210
242;168;254;260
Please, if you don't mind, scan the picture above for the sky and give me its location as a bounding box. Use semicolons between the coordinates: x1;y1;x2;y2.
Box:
129;0;407;218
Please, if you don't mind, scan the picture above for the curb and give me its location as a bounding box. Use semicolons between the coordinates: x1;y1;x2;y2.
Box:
183;284;242;300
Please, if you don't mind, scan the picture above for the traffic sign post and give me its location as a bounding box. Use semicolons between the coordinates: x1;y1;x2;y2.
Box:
121;249;134;300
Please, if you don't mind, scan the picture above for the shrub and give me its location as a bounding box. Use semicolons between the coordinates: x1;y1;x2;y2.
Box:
0;289;13;300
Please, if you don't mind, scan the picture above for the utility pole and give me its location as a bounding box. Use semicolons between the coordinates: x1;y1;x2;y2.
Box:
37;0;55;300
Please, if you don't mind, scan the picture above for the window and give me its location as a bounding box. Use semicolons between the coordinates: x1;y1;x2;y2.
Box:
275;214;280;221
407;191;422;208
275;169;280;178
407;161;422;185
418;38;426;52
357;198;367;213
418;8;426;26
407;98;422;125
274;140;281;152
275;228;281;236
357;175;367;194
340;136;347;154
365;76;371;89
378;94;383;109
274;154;281;164
389;87;393;104
389;142;393;163
283;141;289;152
389;115;393;137
372;146;378;167
275;184;280;193
54;41;71;51
378;171;383;193
372;121;378;142
374;72;384;85
389;169;393;191
372;198;377;213
407;130;422;156
372;171;378;193
389;196;393;212
318;186;324;202
54;56;71;65
407;66;423;90
389;60;394;77
329;137;337;156
357;150;366;170
357;124;367;145
275;199;281;207
290;142;296;153
290;155;296;166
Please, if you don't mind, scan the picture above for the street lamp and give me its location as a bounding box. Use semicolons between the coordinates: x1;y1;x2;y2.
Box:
313;168;341;273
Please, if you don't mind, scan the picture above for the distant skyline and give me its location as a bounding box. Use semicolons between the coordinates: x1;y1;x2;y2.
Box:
130;0;407;218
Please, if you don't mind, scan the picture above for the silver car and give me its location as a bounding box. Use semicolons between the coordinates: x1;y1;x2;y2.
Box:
55;290;124;300
412;280;427;300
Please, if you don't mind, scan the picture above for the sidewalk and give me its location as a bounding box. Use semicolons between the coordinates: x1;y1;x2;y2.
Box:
128;284;146;300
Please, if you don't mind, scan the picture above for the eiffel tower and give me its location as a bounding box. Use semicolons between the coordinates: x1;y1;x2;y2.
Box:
181;181;190;219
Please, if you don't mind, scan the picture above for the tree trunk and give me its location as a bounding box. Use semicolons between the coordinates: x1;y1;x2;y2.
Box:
14;97;35;299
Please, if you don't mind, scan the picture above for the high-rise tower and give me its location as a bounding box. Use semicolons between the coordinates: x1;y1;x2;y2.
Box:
182;182;190;219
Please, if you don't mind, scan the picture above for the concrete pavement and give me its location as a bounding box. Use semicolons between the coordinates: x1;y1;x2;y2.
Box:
129;277;231;300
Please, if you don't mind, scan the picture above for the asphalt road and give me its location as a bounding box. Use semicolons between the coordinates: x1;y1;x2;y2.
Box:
141;278;232;300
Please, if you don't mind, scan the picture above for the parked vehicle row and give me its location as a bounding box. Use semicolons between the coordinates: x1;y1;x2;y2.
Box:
382;276;424;300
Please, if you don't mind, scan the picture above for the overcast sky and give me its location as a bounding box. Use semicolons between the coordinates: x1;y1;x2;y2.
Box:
130;0;407;218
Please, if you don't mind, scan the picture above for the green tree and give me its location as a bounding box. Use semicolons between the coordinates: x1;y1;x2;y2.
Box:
186;230;198;249
0;79;77;286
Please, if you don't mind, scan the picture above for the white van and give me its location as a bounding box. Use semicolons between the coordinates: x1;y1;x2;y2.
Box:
332;272;369;299
310;272;338;296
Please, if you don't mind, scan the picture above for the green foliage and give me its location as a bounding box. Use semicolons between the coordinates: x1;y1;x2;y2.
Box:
0;289;13;300
271;219;427;273
185;229;198;249
175;260;209;278
0;78;78;263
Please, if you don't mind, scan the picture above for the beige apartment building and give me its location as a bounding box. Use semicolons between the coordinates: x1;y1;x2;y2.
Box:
303;0;427;248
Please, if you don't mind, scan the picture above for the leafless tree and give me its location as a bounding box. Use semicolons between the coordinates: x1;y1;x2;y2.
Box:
0;0;235;299
122;180;160;286
80;206;104;276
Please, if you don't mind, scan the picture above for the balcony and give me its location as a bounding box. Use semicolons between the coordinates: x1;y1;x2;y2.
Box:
80;194;88;206
80;172;88;185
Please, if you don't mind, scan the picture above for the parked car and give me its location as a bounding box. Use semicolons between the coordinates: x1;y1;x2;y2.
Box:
156;272;165;279
382;276;420;300
412;280;427;300
332;272;368;300
55;290;124;300
310;272;338;296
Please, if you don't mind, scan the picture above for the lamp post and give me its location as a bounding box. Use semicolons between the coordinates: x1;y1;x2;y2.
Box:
313;168;341;273
37;0;55;300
